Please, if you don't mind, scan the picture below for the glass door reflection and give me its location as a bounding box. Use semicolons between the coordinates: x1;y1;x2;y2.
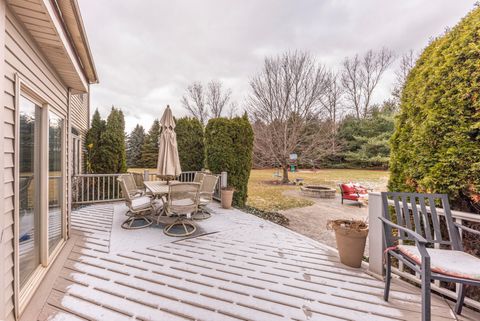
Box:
19;96;40;287
48;111;64;253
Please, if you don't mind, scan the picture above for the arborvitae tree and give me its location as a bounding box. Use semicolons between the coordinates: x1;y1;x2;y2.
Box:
85;109;106;173
389;7;480;213
127;124;145;168
141;119;161;168
176;117;204;171
205;114;254;207
99;107;127;173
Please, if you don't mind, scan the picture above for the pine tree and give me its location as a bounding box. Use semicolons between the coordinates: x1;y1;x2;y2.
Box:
141;119;161;168
85;109;106;173
127;124;145;168
100;107;127;173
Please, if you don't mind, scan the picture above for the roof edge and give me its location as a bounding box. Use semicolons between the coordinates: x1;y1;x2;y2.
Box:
55;0;98;84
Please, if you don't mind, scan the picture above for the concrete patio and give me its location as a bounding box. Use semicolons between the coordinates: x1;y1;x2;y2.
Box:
21;202;480;321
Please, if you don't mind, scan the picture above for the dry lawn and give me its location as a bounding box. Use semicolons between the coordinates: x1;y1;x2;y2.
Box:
247;168;389;212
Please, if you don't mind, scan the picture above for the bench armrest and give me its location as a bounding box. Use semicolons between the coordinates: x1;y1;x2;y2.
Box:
454;222;480;236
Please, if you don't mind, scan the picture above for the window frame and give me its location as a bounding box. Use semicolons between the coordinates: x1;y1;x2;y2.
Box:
13;76;68;316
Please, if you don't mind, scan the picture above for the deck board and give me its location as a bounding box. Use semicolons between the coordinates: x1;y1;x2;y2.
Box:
28;202;480;321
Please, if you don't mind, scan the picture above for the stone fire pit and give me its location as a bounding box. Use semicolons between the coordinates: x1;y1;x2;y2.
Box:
300;185;336;199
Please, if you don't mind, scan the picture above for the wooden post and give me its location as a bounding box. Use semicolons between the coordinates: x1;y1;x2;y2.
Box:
368;192;384;276
221;172;227;188
144;169;149;182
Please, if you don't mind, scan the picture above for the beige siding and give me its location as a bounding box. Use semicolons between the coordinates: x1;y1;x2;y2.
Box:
70;92;89;173
71;93;89;135
2;7;74;320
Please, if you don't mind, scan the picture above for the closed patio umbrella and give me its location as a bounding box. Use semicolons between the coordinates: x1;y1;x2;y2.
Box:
157;105;182;179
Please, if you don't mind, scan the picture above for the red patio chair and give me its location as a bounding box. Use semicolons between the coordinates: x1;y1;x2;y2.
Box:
339;183;369;207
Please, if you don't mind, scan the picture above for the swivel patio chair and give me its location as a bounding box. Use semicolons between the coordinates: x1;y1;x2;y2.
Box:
192;174;218;220
118;175;153;229
381;192;480;321
123;173;144;197
131;172;147;194
193;172;205;184
163;182;200;237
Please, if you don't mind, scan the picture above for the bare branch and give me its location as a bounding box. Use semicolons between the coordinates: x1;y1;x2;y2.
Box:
392;50;416;101
206;80;232;118
341;48;395;118
181;82;208;125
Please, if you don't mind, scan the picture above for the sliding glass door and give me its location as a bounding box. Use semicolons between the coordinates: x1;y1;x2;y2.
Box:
18;96;41;287
48;112;64;252
18;94;66;290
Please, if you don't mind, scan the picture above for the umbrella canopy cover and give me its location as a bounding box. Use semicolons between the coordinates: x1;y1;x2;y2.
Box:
157;106;182;177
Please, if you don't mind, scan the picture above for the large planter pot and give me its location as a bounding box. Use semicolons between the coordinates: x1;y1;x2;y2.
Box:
328;220;368;268
221;189;234;209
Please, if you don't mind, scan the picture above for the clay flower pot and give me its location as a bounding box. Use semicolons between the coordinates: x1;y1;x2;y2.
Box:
221;187;234;209
327;219;369;268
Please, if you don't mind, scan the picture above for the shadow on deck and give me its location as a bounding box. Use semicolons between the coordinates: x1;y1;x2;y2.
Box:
21;202;480;321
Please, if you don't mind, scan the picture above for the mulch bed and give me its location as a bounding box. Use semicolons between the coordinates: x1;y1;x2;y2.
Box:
242;205;290;226
262;180;297;186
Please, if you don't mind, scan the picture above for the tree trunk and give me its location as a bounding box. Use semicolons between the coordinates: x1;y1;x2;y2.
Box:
282;166;289;184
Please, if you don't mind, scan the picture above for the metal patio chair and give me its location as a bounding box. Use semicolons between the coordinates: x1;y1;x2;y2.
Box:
381;192;480;321
192;174;218;220
118;175;153;229
163;182;200;237
193;172;205;184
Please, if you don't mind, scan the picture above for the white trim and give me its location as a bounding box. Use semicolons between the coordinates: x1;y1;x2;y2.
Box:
14;75;69;316
40;0;88;91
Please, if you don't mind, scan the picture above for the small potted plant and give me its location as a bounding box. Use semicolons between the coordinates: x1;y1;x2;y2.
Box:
221;186;235;209
327;219;368;268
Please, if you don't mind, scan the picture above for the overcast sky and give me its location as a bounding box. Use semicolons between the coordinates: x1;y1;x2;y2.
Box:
78;0;476;132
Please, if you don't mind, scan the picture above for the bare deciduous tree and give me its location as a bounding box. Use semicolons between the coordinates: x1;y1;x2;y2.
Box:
181;82;208;125
341;48;394;119
182;80;233;124
320;71;343;153
392;50;416;101
248;51;328;183
206;80;232;118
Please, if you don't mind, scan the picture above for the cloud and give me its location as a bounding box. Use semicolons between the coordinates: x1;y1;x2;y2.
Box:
78;0;476;132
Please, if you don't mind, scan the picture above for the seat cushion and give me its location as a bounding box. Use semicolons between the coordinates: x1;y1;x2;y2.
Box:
130;196;152;211
397;245;480;281
171;198;194;206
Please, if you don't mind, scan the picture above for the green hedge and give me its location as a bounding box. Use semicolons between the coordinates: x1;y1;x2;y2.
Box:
176;117;205;171
205;115;254;207
389;7;480;212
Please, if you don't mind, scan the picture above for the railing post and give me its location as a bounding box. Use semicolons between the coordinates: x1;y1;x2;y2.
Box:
220;171;227;188
368;192;384;276
144;169;149;182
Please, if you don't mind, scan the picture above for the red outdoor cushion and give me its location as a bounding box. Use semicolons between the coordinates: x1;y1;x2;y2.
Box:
340;184;356;195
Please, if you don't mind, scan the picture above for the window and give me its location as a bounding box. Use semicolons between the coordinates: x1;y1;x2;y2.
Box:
72;135;81;175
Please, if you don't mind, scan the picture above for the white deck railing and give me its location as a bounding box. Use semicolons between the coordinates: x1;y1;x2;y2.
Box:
368;192;480;310
72;171;227;205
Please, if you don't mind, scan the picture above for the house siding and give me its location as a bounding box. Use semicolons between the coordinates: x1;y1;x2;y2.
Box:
1;5;89;319
70;92;89;173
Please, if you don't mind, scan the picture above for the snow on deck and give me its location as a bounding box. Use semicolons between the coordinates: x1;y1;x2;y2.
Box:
34;203;479;321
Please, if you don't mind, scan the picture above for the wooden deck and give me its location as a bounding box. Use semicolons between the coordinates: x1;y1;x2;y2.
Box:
23;203;480;321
